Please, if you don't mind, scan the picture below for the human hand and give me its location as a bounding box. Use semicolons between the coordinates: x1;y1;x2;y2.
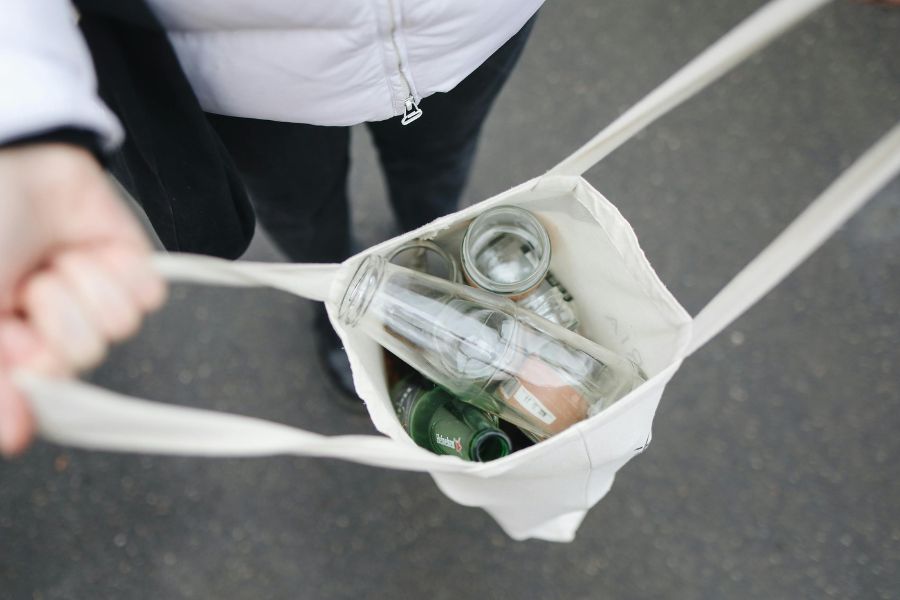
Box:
0;143;166;456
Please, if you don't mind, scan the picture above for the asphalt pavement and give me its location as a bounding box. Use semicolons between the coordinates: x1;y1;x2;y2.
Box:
1;1;899;598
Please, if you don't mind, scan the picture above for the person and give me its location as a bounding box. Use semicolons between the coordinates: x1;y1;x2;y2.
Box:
0;0;542;455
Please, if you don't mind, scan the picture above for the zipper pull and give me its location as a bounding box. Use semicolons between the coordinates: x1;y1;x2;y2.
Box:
401;96;423;125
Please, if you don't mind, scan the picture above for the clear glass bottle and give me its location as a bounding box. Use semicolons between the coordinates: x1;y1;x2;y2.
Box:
461;205;579;331
392;374;511;462
338;255;645;440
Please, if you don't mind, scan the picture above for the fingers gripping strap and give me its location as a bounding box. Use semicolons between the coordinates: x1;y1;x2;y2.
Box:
548;0;833;177
687;123;900;356
153;253;339;302
17;373;466;473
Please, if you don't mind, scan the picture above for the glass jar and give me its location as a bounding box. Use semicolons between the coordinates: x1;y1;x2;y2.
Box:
461;205;579;331
338;255;644;440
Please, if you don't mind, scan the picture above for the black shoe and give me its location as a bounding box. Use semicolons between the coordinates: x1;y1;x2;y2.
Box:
315;316;368;413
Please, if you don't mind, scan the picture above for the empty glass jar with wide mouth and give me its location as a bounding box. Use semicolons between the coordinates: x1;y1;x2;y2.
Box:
461;205;579;331
338;255;644;440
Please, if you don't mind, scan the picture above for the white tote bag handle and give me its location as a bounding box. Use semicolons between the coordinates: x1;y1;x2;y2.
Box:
17;373;466;473
151;253;337;302
17;256;473;474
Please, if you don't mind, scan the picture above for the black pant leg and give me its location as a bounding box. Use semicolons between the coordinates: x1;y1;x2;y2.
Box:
366;15;537;231
207;115;352;264
78;8;256;259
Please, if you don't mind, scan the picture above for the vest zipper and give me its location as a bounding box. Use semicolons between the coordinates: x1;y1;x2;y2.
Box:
386;0;422;125
401;96;423;125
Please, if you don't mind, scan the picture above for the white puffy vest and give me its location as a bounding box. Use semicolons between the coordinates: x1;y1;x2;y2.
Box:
156;0;543;125
1;0;542;149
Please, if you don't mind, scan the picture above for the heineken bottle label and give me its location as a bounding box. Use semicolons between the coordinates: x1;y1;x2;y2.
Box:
429;405;475;458
433;432;464;455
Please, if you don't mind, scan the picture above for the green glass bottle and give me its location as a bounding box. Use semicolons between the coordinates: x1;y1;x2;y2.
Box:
391;374;511;462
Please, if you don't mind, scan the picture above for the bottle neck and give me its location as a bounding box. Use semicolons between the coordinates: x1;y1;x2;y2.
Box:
338;255;385;327
470;429;512;462
393;380;511;462
427;400;510;462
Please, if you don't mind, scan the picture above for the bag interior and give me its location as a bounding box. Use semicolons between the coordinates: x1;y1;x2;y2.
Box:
327;177;692;447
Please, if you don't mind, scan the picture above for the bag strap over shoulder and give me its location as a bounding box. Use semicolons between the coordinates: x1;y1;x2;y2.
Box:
547;0;833;178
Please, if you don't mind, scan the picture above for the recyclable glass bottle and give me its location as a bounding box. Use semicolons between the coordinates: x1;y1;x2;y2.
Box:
461;205;579;331
392;374;511;462
338;255;645;440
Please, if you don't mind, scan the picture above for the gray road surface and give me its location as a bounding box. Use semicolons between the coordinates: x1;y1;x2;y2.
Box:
2;1;899;598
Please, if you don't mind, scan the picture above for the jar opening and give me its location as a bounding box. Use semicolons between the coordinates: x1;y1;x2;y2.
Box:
461;206;552;296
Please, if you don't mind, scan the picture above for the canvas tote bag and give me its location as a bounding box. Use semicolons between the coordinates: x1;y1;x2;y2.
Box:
16;0;900;542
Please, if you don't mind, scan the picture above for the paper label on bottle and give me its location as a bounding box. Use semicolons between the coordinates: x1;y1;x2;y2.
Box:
497;357;590;436
503;380;557;425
